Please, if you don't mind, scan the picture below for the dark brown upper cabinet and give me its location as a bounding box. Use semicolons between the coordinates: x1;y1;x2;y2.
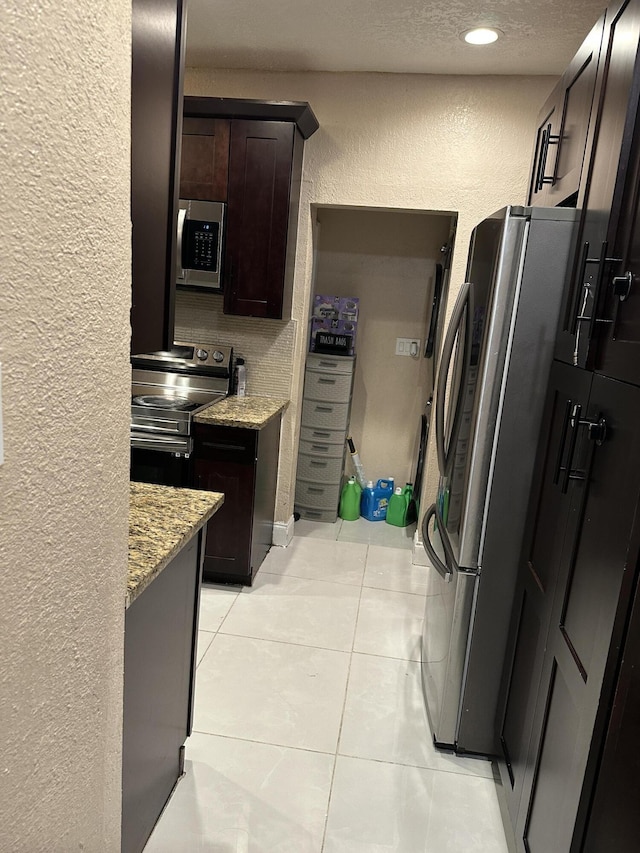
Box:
224;119;303;319
181;97;319;321
554;0;640;372
179;117;230;202
131;0;186;355
527;14;604;209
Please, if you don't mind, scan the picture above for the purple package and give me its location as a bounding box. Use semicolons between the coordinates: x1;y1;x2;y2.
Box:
312;294;359;321
310;317;358;355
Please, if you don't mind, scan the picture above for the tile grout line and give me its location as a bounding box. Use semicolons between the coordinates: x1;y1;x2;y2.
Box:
320;541;369;852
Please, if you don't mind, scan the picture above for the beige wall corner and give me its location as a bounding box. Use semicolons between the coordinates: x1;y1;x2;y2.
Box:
0;1;131;848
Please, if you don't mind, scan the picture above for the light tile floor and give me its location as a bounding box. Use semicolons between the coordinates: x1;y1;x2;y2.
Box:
145;519;510;852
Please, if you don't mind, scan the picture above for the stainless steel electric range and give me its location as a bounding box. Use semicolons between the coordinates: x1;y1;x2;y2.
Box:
130;341;233;487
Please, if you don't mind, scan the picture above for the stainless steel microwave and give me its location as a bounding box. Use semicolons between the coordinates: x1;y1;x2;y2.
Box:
176;199;225;290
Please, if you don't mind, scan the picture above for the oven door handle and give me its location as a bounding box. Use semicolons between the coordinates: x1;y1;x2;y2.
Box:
131;418;184;434
131;433;193;455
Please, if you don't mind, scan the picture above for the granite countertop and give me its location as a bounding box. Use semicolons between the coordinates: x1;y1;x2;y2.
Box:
128;482;224;608
194;395;289;429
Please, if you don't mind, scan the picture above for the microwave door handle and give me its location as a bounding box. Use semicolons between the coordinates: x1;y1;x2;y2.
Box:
435;280;471;477
176;207;186;282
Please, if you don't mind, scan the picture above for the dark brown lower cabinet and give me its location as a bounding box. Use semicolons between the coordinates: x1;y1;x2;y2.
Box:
581;566;640;852
497;364;640;852
193;417;281;585
122;532;204;853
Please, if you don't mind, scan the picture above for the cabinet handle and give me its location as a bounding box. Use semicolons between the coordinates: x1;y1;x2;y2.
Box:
535;122;560;192
567;242;590;333
311;430;331;438
561;404;582;494
553;400;573;487
309;459;328;467
315;406;333;412
570;242;621;353
311;444;330;452
534;125;548;193
587;242;614;343
201;440;248;452
318;377;337;384
308;487;324;494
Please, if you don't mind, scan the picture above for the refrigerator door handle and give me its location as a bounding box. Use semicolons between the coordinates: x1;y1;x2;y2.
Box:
435;280;471;477
422;503;453;583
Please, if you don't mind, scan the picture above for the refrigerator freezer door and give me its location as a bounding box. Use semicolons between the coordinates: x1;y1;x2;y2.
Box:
421;522;478;749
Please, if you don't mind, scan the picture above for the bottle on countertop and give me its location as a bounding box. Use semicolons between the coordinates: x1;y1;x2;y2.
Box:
235;357;246;397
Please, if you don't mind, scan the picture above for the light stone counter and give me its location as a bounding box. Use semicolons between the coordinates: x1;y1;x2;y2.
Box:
194;395;289;430
128;482;224;607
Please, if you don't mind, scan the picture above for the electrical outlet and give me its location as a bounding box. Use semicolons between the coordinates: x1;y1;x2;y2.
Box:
395;338;421;357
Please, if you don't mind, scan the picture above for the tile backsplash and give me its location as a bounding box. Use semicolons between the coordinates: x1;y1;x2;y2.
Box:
174;291;297;398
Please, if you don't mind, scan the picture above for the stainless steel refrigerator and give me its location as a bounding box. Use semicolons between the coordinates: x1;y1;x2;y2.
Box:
421;205;577;756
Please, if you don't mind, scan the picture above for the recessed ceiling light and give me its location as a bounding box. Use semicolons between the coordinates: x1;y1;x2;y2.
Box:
462;27;501;45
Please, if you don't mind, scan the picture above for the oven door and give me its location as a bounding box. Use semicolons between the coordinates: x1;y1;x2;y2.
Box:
130;433;194;488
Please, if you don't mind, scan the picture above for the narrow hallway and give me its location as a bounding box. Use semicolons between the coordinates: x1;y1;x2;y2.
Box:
145;520;509;851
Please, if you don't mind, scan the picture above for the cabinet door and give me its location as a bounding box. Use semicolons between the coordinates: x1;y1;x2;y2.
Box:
131;0;186;354
581;560;640;853
594;73;640;385
556;0;640;369
193;425;257;582
497;361;592;827
527;16;603;208
223;120;300;319
179;117;230;202
519;375;640;852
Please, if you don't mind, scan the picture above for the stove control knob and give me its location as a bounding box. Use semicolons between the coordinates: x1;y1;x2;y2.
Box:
195;348;208;361
212;350;225;363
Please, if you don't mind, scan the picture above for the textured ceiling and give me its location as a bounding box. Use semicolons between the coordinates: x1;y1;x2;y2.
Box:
186;0;608;75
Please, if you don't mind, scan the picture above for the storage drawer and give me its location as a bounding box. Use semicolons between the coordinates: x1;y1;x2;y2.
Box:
193;423;257;465
301;399;350;430
295;504;339;523
295;479;340;511
298;438;345;459
306;353;355;375
303;369;353;403
299;426;346;445
296;452;344;484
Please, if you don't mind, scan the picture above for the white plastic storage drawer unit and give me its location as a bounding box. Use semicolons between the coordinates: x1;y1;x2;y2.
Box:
295;354;355;523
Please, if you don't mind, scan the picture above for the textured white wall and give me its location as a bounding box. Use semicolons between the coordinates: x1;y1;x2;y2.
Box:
182;68;556;524
0;2;131;849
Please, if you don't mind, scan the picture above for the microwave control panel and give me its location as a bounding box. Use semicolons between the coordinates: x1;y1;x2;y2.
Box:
184;219;219;272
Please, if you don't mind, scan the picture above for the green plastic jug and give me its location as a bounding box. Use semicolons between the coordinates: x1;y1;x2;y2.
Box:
339;477;361;521
386;487;409;527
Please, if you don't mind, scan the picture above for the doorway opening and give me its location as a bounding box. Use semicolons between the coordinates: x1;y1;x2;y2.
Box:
296;204;457;525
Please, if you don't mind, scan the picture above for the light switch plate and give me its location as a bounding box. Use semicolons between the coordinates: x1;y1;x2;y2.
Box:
0;363;4;465
395;338;421;357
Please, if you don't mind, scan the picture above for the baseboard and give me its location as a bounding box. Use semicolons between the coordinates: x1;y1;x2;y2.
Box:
412;528;430;566
272;515;295;548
